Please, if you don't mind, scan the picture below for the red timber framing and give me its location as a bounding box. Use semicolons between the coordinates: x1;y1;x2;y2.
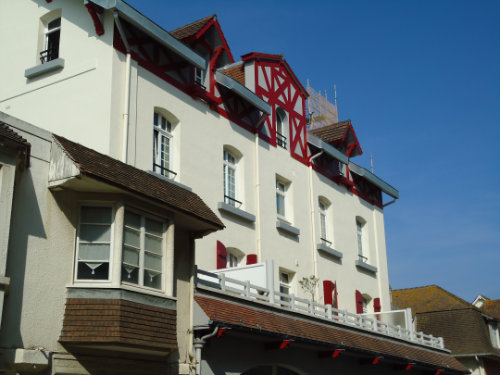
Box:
243;52;309;165
84;2;105;36
112;16;263;133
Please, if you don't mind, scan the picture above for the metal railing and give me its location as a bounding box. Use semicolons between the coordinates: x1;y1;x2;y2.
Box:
358;254;368;262
224;195;242;208
195;268;445;350
276;132;287;149
40;48;59;64
320;238;332;247
153;164;177;179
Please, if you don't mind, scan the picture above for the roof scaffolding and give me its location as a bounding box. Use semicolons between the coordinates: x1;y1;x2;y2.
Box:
307;80;338;129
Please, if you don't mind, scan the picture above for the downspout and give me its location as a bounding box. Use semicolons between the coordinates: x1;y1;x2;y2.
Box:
186;237;196;372
308;150;323;301
193;326;219;375
114;11;131;163
254;131;262;260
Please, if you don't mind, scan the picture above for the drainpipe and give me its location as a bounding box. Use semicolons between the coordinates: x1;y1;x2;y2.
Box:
114;12;131;163
194;326;219;375
254;132;262;260
308;150;323;301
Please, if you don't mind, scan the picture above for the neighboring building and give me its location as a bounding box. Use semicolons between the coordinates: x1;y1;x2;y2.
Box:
393;286;500;375
0;1;470;374
0;113;223;373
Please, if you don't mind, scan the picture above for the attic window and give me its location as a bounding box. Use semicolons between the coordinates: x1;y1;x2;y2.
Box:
194;67;205;88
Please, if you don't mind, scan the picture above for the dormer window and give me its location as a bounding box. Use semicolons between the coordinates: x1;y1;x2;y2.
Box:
194;67;205;88
41;17;61;63
276;108;288;149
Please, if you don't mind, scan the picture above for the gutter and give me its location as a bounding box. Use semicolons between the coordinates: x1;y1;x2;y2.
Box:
348;161;399;199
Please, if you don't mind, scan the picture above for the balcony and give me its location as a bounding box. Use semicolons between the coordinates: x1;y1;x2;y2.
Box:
195;265;445;350
276;132;287;149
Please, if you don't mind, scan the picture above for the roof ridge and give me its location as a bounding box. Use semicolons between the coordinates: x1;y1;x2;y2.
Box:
169;14;215;36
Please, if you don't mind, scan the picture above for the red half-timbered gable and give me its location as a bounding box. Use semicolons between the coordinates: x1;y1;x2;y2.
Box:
243;53;309;165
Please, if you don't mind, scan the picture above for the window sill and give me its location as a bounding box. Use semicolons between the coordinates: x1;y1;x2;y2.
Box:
66;285;177;309
276;220;300;236
317;243;343;260
25;58;65;79
355;259;377;274
217;202;255;223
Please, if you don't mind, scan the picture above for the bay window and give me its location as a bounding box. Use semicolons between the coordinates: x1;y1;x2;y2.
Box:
75;204;168;293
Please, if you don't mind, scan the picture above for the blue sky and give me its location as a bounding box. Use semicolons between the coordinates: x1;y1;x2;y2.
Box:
127;0;500;302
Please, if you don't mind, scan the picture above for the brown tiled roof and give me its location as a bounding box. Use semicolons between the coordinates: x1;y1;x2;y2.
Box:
415;309;500;356
392;285;475;315
53;135;224;230
220;63;245;85
170;15;215;40
309;120;350;144
0;122;30;146
195;294;468;373
482;299;500;320
0;122;31;166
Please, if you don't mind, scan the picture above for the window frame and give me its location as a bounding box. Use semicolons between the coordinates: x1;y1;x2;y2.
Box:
121;208;167;292
276;179;287;219
279;270;293;307
319;198;332;247
153;112;175;179
223;149;240;207
41;17;61;64
275;107;288;149
74;204;115;284
356;217;367;262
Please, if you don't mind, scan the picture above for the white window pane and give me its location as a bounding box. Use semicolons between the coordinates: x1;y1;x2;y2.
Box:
80;224;111;242
145;234;162;255
123;227;140;248
276;195;285;216
81;207;112;224
122;246;139;266
144;270;162;289
145;253;162;272
78;243;110;261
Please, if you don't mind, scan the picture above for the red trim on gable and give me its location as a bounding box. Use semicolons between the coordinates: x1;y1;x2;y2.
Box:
85;3;105;36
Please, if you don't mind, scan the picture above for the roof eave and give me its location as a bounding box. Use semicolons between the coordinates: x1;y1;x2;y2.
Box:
308;133;349;164
89;0;206;69
215;70;271;114
348;162;399;199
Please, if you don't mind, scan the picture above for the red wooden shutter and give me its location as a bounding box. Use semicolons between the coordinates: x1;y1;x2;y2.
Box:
355;290;364;314
216;240;227;269
246;254;258;265
323;280;333;305
374;297;381;313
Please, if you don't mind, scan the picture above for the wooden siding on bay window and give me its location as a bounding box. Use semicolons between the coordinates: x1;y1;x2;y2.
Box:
60;298;177;352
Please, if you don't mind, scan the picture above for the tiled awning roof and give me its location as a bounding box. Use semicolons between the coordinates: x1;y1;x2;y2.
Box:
220;62;245;85
195;294;469;373
309;120;351;144
53;135;224;230
170;15;215;40
0;122;31;167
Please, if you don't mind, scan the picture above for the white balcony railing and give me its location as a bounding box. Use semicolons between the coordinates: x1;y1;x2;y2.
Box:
195;267;445;350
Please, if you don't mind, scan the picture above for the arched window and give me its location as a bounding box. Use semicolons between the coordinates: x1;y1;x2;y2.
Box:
318;197;331;246
275;107;288;149
356;216;367;262
153;109;178;179
226;247;244;268
223;146;242;207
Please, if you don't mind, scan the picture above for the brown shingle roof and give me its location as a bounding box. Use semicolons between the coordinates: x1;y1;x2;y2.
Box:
0;122;30;146
53;135;224;230
392;285;475;315
309;120;350;144
220;63;245;85
195;294;468;373
170;15;215;40
482;299;500;320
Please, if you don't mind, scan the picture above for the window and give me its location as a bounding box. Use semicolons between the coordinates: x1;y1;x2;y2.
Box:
279;271;293;307
194;67;205;87
76;206;113;281
490;322;500;348
319;198;332;246
276;180;287;218
223;150;239;207
75;205;168;293
153;112;175;179
276;108;287;149
122;210;164;290
356;217;367;262
41;17;61;63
